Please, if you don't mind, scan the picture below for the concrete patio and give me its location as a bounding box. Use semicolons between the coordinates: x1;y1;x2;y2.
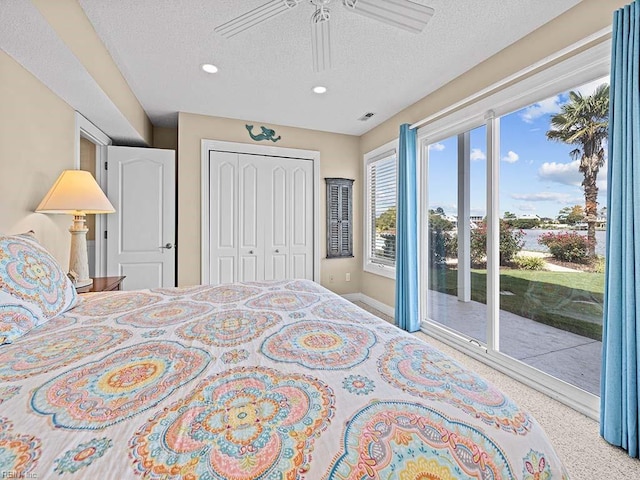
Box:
428;291;601;395
356;291;602;396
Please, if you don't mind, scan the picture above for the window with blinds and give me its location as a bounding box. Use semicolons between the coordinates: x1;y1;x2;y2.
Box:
325;178;354;258
366;153;397;269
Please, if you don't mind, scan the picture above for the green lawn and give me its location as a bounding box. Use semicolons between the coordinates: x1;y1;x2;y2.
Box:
429;268;604;340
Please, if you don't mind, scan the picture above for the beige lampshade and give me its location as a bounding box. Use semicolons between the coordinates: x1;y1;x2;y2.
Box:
36;170;115;214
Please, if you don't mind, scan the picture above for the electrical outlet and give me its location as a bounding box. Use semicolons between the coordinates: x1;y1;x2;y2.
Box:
346;273;351;282
329;274;334;283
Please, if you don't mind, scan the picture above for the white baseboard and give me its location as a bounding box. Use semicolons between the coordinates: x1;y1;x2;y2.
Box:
341;293;362;302
342;292;395;318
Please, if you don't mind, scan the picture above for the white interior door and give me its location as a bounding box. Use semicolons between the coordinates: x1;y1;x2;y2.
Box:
106;146;175;290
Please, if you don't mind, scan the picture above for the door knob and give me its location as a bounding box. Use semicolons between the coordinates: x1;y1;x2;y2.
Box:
275;249;280;253
160;243;174;250
249;250;254;254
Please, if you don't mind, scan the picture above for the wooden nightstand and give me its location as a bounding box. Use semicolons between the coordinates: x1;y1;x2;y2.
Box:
76;276;126;293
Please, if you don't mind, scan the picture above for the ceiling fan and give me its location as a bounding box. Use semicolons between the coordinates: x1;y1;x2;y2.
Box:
215;0;434;72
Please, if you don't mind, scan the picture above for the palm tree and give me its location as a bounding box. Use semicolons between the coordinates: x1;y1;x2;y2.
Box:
546;84;609;257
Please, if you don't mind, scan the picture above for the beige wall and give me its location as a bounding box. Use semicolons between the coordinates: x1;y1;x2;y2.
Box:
178;112;361;293
359;0;627;307
0;50;76;266
153;127;178;151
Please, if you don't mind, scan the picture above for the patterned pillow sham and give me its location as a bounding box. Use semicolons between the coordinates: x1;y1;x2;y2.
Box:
0;234;77;340
0;304;40;345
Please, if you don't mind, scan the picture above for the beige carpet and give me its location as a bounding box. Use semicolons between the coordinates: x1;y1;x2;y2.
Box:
353;301;640;479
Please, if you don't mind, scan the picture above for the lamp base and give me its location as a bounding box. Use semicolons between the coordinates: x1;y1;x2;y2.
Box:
69;214;92;290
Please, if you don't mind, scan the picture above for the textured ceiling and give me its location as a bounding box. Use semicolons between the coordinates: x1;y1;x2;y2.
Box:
2;1;583;139
0;0;147;144
75;0;581;135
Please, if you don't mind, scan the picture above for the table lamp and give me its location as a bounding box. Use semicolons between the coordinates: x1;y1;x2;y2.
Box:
36;170;115;289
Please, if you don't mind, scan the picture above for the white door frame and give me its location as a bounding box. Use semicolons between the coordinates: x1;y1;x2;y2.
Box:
74;112;112;277
201;139;320;284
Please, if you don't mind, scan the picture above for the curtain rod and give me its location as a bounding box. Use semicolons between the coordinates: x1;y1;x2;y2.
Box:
410;26;612;131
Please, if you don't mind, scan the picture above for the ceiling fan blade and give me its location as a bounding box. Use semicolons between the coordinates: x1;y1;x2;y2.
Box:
343;0;434;34
311;9;331;72
215;0;300;38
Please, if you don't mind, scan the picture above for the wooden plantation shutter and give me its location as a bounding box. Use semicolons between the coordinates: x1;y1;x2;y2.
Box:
325;178;354;258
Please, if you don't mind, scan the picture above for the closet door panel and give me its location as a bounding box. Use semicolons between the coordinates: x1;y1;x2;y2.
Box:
209;152;237;284
264;162;289;280
290;163;314;279
270;166;288;247
238;156;264;281
217;257;235;284
292;254;307;279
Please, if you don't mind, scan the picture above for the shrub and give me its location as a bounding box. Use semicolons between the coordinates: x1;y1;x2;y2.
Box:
538;231;592;263
593;255;606;274
513;255;546;270
429;229;456;267
511;218;541;229
470;221;525;266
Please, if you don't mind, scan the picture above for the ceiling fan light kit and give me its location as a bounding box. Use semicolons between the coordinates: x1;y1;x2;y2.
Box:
201;63;218;73
215;0;434;72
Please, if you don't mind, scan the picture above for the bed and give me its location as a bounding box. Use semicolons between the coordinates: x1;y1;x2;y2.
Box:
0;234;569;479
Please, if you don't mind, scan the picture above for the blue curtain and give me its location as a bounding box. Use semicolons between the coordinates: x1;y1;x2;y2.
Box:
395;124;419;332
601;0;640;458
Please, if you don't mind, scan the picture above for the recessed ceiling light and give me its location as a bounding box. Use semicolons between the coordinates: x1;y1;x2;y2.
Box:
201;63;218;74
313;86;327;94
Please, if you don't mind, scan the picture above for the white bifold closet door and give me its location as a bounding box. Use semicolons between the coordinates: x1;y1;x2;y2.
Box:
209;152;313;284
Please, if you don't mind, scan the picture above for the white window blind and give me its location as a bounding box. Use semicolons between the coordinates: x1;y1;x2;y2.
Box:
367;154;397;266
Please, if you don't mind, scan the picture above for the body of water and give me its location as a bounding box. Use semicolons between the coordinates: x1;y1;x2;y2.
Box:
521;229;606;257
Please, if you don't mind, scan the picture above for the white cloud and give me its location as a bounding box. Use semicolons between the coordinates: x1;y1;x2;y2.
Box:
573;76;609;97
520;96;562;123
538;159;582;186
470;148;486;161
511;192;573;203
429;143;445;151
517;203;538;212
519;76;609;124
502;151;519;163
429;203;457;214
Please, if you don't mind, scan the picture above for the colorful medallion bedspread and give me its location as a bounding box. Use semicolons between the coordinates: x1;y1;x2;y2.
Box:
0;280;569;479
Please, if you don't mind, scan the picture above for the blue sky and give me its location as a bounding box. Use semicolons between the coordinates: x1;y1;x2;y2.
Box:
427;76;609;220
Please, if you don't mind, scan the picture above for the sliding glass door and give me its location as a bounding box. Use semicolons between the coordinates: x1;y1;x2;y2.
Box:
426;127;487;346
419;38;610;414
497;78;608;396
